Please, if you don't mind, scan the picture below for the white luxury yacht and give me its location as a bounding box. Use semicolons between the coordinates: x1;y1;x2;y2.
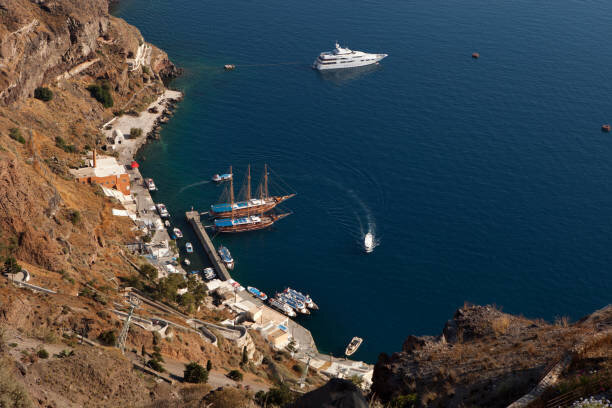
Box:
313;42;387;70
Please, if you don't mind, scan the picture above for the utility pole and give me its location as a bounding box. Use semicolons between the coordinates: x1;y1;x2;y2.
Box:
117;295;140;354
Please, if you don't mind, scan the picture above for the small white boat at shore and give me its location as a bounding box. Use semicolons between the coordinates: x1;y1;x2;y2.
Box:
345;336;363;356
173;227;183;239
184;258;191;266
203;267;216;280
364;232;374;253
145;178;157;191
156;203;169;218
185;242;193;253
218;246;234;270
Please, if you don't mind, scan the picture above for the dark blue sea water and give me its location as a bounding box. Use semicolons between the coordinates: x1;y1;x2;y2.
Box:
111;0;612;362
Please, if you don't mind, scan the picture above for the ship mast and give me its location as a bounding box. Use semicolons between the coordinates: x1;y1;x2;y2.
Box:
229;165;234;216
264;163;269;199
246;164;251;201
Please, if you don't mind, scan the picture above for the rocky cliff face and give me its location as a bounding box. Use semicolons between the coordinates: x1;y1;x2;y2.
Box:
0;0;179;105
371;304;612;407
0;0;108;104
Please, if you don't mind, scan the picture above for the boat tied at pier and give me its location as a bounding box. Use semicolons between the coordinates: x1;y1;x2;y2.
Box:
210;164;295;219
247;286;268;301
217;246;234;269
209;164;293;233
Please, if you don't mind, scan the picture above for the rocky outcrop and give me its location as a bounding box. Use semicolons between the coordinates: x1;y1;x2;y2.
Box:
0;0;181;105
0;0;109;104
371;304;612;408
289;379;368;408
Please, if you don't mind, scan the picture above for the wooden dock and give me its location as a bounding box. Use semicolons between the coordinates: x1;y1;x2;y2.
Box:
185;211;231;281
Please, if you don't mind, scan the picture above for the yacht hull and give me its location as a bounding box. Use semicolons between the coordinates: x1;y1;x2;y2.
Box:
313;54;387;71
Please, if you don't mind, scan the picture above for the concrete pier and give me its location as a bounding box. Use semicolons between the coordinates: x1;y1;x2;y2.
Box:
185;210;231;281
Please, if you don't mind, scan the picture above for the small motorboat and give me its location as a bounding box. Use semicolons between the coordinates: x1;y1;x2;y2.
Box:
603;124;611;132
345;337;363;356
173;227;183;239
145;178;157;191
224;64;236;70
247;286;268;301
472;52;480;59
203;267;216;280
217;246;234;269
364;232;374;253
185;242;193;253
164;220;171;227
184;258;191;266
156;203;169;218
212;173;233;183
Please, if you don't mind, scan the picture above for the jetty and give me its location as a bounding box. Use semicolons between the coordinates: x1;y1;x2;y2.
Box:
185;210;231;281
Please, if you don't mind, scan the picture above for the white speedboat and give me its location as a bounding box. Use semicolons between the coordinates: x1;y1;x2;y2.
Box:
145;178;157;191
212;172;233;183
185;242;193;253
217;246;234;270
156;203;169;218
364;232;374;253
345;336;363;356
173;227;183;239
313;42;387;70
183;258;191;266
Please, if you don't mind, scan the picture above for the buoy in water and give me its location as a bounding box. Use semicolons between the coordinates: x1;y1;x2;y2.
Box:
224;64;236;70
603;124;611;132
472;52;480;59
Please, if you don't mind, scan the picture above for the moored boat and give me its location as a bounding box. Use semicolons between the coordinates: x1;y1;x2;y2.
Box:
247;286;268;301
185;242;193;253
184;258;191;265
203;267;216;280
173;227;183;238
284;287;318;310
214;213;291;233
156;203;169;218
145;178;157;191
268;298;297;317
277;293;310;314
345;336;363;356
217;246;234;269
210;164;295;219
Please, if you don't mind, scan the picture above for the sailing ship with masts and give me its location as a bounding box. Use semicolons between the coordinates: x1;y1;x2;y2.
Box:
211;164;294;233
210;165;295;218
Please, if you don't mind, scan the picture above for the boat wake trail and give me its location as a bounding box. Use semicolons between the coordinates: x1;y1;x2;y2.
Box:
316;177;381;252
177;180;211;195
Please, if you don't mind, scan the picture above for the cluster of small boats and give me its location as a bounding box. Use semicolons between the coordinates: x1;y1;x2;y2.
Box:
266;287;318;317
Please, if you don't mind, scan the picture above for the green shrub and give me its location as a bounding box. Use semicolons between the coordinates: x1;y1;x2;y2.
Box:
140;263;158;280
97;330;116;346
146;359;165;373
37;349;49;359
69;210;81;225
55;136;76;153
2;257;21;275
8;128;25;144
86;82;114;108
34;87;53;101
184;362;208;383
255;384;295;407
130;128;143;138
226;369;243;382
